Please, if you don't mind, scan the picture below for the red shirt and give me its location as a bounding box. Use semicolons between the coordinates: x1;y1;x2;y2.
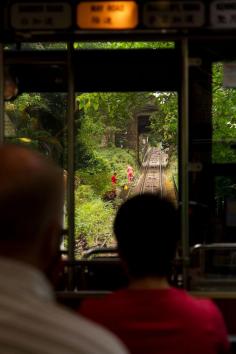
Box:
111;175;117;185
80;288;229;354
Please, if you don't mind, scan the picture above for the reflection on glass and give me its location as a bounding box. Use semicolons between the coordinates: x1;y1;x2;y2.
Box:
4;91;67;250
5;92;66;163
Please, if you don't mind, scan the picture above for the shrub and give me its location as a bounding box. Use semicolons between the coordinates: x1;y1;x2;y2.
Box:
75;198;115;254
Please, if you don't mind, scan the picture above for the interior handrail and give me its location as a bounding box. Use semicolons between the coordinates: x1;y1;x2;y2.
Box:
82;247;118;259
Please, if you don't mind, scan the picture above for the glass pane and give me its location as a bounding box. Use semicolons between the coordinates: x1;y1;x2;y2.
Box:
211;63;236;243
74;42;175;50
4;91;67;250
5;43;67;51
212;63;236;164
75;91;178;258
190;63;236;290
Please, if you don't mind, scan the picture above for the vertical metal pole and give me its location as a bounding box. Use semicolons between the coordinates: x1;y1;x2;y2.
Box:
0;43;4;144
67;42;75;290
181;39;189;288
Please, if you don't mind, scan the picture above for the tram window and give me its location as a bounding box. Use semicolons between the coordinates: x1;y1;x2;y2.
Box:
3;41;179;260
5;92;66;162
75;91;178;258
74;42;175;50
5;42;174;51
212;63;236;164
5;43;67;51
4;91;68;247
213;176;236;243
191;246;236;278
226;199;236;228
210;63;236;242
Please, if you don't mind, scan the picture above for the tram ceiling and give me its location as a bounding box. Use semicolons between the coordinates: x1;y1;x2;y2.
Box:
5;49;180;92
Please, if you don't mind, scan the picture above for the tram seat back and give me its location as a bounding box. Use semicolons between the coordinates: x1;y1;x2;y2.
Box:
69;248;129;291
189;244;236;291
75;258;129;291
230;336;236;354
57;248;129;291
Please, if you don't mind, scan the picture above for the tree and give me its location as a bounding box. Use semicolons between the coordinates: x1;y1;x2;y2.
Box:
149;92;178;148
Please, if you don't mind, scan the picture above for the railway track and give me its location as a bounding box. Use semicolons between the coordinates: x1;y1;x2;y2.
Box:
140;147;168;196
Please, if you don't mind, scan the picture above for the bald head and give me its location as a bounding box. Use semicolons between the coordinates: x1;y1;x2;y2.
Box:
0;145;64;253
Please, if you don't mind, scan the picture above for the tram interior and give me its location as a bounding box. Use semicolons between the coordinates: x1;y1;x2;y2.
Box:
4;1;236;346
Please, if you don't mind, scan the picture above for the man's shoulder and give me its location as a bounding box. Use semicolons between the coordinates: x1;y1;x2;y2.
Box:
38;300;128;354
79;290;131;318
170;288;215;306
170;288;222;320
80;289;128;307
80;287;219;320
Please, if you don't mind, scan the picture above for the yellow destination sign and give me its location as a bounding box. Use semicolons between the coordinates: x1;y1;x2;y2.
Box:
77;1;138;29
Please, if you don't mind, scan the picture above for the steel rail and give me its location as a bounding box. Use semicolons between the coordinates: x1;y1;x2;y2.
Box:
140;148;165;195
140;148;153;194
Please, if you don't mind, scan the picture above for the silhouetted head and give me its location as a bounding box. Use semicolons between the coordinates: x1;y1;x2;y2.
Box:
0;144;64;272
114;193;179;279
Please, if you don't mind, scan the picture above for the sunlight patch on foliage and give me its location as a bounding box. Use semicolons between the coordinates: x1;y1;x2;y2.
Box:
74;42;175;50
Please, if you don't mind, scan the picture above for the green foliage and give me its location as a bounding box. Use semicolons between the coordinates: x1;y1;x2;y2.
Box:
77;92;154;132
18;42;67;50
75;108;105;152
75;91;159;172
14;93;45;111
215;176;236;199
5;93;66;163
75;185;96;204
150;92;178;147
212;63;236;163
75;197;115;250
78;169;110;196
76;147;138;195
212;63;236;200
75;184;114;253
74;147;138;255
74;41;174;50
96;147;138;186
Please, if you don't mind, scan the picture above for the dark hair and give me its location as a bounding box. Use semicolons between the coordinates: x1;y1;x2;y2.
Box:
114;193;179;278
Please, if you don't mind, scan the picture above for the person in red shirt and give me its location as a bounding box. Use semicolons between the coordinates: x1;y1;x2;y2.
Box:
111;172;117;186
79;194;229;354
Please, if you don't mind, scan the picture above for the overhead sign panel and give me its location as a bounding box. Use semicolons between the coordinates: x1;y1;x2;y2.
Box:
211;1;236;28
77;1;138;29
11;3;71;30
143;1;204;28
